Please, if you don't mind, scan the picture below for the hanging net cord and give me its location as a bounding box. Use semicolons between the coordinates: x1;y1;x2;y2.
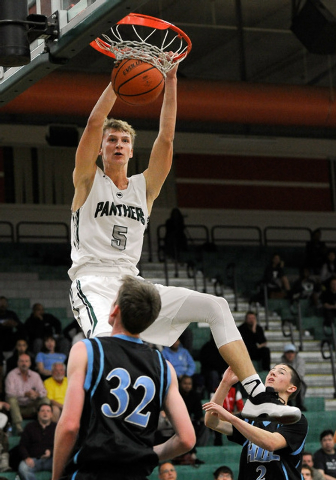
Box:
95;23;189;75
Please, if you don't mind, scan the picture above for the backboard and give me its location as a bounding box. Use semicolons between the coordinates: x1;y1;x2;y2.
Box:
0;0;149;107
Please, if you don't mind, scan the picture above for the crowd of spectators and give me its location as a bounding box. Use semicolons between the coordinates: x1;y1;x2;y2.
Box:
0;300;69;476
0;224;336;478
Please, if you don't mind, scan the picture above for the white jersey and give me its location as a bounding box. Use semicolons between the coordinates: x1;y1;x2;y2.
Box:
68;167;148;280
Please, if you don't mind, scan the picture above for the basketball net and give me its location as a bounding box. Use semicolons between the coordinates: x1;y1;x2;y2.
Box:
91;14;192;76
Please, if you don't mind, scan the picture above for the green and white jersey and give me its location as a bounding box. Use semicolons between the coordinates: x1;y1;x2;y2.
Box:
69;167;148;281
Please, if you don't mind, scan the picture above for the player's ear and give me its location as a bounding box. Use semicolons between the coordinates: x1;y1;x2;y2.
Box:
108;304;119;325
287;384;297;395
129;147;133;159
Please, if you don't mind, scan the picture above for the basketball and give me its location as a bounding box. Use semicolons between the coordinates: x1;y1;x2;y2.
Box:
111;58;164;106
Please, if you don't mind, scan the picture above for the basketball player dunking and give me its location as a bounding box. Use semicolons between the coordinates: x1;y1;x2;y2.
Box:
68;64;300;424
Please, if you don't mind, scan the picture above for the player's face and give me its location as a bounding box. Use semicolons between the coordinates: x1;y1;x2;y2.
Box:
265;364;295;395
101;128;133;168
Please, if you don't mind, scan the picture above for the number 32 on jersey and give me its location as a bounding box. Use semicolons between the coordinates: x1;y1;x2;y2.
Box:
101;367;156;428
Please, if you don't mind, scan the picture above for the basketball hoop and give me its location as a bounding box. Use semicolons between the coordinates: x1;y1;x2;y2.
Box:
90;13;192;76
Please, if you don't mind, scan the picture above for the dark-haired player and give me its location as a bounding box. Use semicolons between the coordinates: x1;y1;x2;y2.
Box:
203;365;308;480
52;276;195;480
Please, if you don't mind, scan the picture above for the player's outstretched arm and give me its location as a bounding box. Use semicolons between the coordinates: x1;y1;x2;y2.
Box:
52;341;87;480
144;65;178;214
72;83;117;211
153;362;195;461
203;401;287;451
203;367;237;436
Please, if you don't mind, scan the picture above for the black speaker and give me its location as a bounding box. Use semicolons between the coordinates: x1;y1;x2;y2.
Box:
0;0;30;66
46;125;79;147
290;0;336;55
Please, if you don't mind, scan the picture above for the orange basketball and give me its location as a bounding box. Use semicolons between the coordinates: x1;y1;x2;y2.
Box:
111;58;164;106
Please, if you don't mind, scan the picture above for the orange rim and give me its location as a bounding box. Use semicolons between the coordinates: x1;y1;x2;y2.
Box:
90;12;192;62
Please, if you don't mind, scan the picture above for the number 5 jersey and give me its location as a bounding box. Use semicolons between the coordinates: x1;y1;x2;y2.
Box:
69;168;149;281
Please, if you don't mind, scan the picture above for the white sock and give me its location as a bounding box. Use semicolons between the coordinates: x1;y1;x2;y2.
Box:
241;374;266;397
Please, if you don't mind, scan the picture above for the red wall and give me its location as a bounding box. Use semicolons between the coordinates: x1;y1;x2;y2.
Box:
175;154;332;211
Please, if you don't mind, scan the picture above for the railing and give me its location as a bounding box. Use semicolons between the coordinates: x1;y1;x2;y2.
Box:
157;223;210;281
264;226;312;246
211;225;263;245
211;262;238;311
318;228;336;247
16;221;70;243
321;324;336;398
0;221;15;242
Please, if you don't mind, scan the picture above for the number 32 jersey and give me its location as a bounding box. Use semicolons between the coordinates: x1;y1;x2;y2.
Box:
72;336;170;479
69;167;148;281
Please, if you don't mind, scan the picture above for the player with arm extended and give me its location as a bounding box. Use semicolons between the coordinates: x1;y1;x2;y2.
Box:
203;366;308;480
52;275;195;480
68;62;300;425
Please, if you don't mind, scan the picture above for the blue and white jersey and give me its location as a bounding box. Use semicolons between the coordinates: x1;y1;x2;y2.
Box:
229;414;308;480
71;336;170;480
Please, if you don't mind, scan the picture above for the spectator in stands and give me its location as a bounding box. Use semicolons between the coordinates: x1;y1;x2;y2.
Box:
302;464;314;480
179;326;193;353
17;403;56;480
6;339;35;376
157;375;205;469
213;465;234;480
291;267;321;308
163;207;188;262
179;375;208;447
0;349;3;401
158;462;177;480
62;319;84;346
281;342;307;411
199;335;228;397
35;336;67;381
0;401;11;473
320;250;336;287
154;410;175;446
302;452;325;480
161;339;196;379
0;297;25;354
43;362;67;423
213;379;244;447
262;253;291;299
313;429;336;479
24;303;68;355
320;277;336;327
5;353;50;435
238;311;271;371
305;229;327;276
222;384;244;415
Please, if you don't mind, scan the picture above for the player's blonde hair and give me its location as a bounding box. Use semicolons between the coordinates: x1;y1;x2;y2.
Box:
103;118;136;146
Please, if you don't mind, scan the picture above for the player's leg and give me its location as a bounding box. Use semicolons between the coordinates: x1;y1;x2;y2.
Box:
143;286;301;424
69;276;121;338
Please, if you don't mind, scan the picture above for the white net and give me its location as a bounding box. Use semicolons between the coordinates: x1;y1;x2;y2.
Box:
95;23;190;76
